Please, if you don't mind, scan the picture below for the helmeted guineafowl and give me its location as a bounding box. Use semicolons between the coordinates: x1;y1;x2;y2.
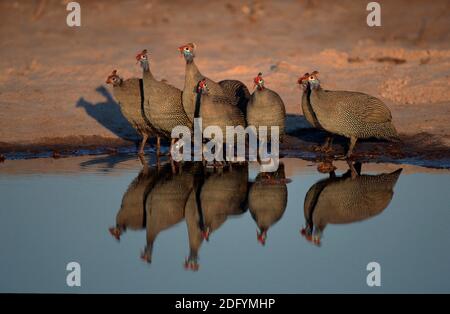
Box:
248;163;288;245
303;71;399;158
136;49;192;156
247;72;286;143
178;43;249;123
197;163;248;241
301;165;402;246
140;163;197;263
105;70;156;155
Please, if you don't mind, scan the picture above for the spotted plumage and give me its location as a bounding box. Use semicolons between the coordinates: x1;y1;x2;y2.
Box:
179;43;249;123
136;50;192;140
108;165;159;241
219;79;251;118
196;79;246;143
198;163;248;240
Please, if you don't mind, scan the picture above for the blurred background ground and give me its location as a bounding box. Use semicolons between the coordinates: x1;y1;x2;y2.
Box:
0;0;449;154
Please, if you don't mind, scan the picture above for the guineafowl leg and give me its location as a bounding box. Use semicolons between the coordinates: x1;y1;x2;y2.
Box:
321;136;333;153
156;136;161;157
346;136;358;159
138;133;148;156
138;154;149;174
346;160;359;179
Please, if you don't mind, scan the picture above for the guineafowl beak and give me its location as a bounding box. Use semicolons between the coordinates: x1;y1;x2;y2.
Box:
257;229;267;245
140;245;152;263
201;228;210;241
179;46;194;61
184;258;200;271
108;226;122;241
300;226;311;238
300;226;321;246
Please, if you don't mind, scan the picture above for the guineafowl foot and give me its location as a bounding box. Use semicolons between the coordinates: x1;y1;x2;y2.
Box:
317;161;337;174
108;227;122;241
346;160;359;179
313;136;334;154
313;146;333;158
140;251;151;264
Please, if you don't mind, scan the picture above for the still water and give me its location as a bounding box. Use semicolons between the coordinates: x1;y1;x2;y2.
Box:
0;155;449;293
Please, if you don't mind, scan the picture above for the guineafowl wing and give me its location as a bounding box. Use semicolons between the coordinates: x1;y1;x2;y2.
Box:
337;92;392;123
219;79;250;114
123;78;142;98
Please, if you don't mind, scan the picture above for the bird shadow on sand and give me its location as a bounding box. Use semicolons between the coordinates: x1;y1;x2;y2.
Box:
78;153;154;172
285;113;348;148
76;86;139;142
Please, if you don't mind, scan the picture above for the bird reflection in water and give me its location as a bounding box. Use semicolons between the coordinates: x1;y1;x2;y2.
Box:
249;163;288;245
108;160;256;271
108;156;158;240
301;161;402;246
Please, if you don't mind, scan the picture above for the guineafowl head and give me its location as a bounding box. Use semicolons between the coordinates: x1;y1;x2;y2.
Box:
178;43;196;62
136;49;150;71
184;256;200;272
257;228;268;246
297;72;310;91
307;71;320;89
105;70;122;86
140;244;153;263
108;225;124;241
253;72;265;91
300;225;322;247
196;78;209;95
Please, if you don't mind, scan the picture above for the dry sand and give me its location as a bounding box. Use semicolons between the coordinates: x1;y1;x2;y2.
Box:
0;0;449;165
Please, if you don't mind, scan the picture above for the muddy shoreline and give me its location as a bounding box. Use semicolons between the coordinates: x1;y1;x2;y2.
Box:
1;129;449;169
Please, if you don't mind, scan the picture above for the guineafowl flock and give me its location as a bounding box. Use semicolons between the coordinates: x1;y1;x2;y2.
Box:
106;44;399;163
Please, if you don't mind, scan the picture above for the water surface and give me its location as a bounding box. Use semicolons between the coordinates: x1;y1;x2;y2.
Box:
0;155;449;293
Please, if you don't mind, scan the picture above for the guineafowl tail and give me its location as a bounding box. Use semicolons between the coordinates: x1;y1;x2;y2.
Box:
391;168;403;176
378;168;402;188
378;122;400;142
